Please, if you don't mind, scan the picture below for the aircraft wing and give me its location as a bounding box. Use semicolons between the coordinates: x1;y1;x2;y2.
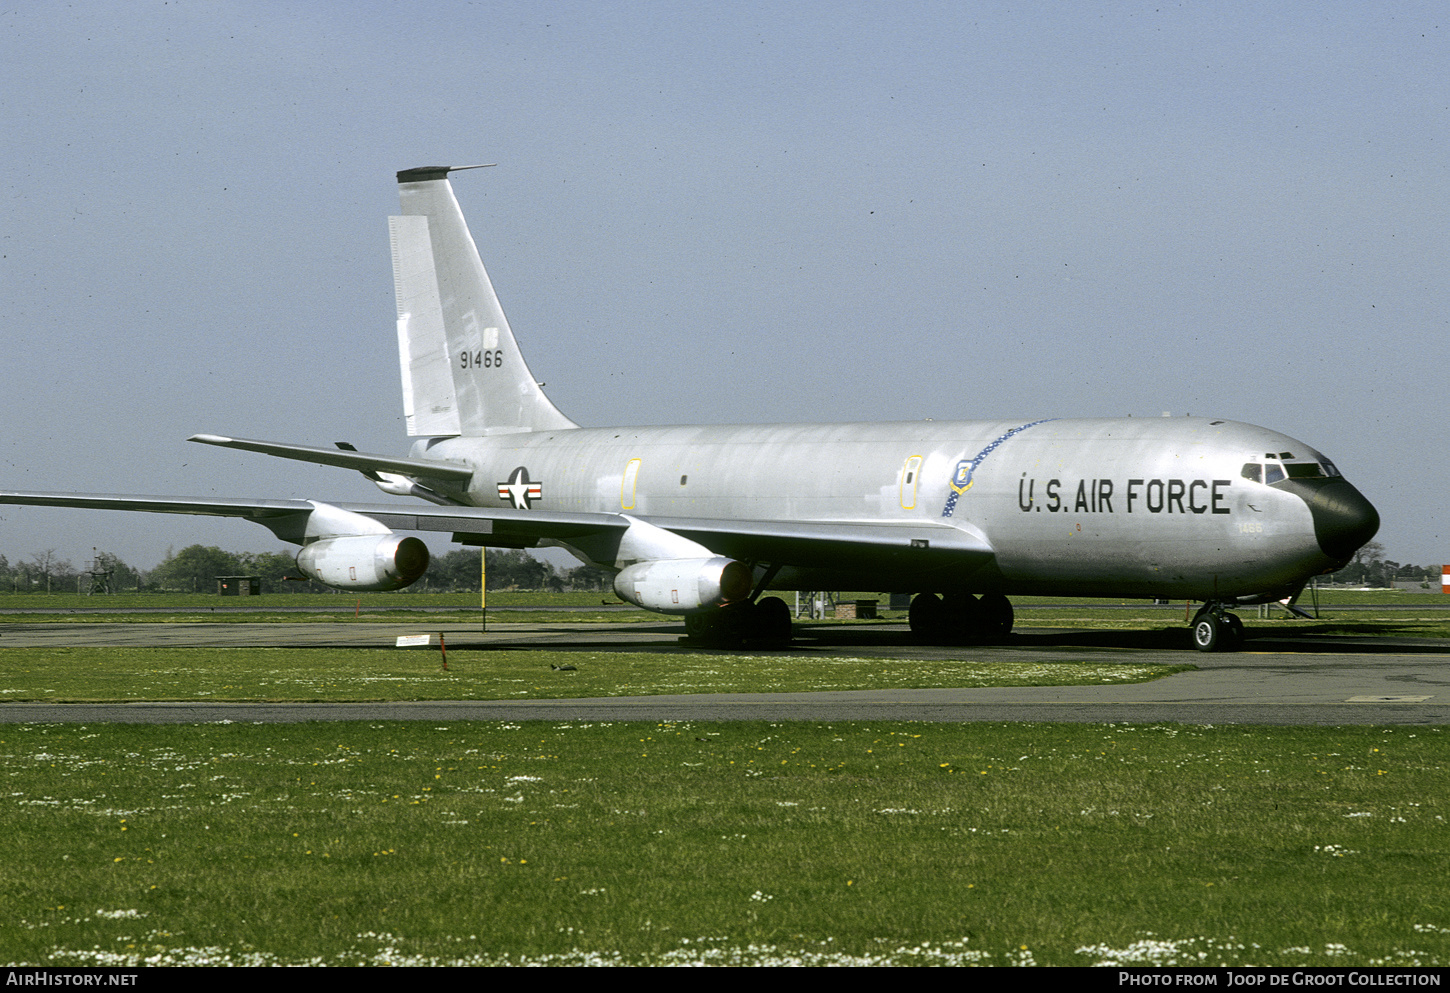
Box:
187;434;474;482
0;491;317;523
0;490;615;547
358;505;993;566
0;490;992;569
0;491;330;544
625;515;992;568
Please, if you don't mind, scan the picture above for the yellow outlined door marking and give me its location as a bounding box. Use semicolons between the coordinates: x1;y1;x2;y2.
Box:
621;458;641;509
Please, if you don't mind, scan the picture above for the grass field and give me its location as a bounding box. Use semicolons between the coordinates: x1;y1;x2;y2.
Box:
2;599;1445;967
0;590;595;610
2;720;1445;967
0;589;643;625
0;647;1190;702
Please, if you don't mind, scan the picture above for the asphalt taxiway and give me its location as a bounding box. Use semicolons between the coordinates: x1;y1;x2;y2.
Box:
1;619;1446;725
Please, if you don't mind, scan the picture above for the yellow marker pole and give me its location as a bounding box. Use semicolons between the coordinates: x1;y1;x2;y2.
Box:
480;546;487;631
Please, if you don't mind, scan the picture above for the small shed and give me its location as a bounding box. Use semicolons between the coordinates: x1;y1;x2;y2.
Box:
217;576;261;596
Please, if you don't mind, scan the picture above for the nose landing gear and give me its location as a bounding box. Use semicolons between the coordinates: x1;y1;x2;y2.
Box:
1190;602;1245;652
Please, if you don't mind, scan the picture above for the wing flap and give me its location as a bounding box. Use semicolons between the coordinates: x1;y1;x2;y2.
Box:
352;505;625;543
634;515;993;571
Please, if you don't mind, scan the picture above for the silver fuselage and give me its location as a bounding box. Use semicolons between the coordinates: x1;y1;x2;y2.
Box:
414;415;1365;601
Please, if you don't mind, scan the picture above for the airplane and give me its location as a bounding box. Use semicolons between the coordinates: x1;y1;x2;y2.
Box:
0;164;1380;652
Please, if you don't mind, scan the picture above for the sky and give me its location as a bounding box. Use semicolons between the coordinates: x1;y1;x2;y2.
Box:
2;0;1446;576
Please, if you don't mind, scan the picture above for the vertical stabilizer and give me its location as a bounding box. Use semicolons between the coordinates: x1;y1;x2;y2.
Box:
391;166;577;436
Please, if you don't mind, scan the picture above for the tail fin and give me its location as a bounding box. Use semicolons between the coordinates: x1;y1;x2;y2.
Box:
390;165;577;436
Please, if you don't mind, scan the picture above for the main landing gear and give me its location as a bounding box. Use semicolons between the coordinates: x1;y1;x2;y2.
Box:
684;596;793;646
907;592;1015;644
1190;602;1245;653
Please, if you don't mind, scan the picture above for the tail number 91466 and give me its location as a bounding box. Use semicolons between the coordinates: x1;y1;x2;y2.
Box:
461;350;503;370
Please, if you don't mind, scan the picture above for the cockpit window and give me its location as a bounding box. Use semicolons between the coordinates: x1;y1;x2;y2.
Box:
1245;458;1343;484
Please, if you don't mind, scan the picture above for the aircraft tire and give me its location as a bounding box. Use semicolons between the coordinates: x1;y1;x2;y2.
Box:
684;613;710;641
1223;613;1245;650
685;609;744;647
943;592;983;643
979;593;1014;640
1192;615;1221;652
908;593;946;641
753;596;792;644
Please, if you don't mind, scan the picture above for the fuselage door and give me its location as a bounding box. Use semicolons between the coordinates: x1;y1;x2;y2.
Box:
900;455;923;510
621;458;642;510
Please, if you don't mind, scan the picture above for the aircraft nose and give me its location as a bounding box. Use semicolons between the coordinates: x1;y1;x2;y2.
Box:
1292;478;1380;565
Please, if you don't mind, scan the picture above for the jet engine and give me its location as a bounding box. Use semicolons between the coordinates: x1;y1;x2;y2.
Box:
294;534;430;591
613;556;752;614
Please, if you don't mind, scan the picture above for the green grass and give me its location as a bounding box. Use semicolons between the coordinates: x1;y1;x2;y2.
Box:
0;605;1444;966
0;608;655;625
1;721;1445;966
0;648;1189;702
0;589;647;624
0;590;615;610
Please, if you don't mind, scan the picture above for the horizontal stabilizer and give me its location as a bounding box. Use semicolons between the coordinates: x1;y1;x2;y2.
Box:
188;434;473;481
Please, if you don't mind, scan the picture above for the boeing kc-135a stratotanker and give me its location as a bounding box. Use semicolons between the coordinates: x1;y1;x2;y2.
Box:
0;165;1380;651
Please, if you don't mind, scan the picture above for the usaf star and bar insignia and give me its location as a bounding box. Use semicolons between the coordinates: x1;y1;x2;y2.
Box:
496;466;543;509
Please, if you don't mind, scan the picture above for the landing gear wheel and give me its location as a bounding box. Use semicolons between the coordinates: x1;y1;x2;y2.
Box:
684;611;722;644
979;593;1014;640
753;596;792;644
1190;602;1245;653
1192;615;1221;652
909;593;946;641
684;608;744;647
1223;613;1245;650
942;592;983;643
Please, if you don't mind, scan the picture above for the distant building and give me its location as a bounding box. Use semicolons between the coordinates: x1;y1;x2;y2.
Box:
217;576;260;596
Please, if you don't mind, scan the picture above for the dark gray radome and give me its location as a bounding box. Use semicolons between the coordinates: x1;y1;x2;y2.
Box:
1277;476;1380;565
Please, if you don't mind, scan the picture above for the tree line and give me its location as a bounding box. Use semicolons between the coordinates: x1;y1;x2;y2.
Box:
1320;542;1440;589
0;546;613;594
1;540;1439;595
1;549;148;594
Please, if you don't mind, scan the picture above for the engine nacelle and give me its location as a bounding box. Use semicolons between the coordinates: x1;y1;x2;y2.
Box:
294;534;430;591
613;556;752;614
